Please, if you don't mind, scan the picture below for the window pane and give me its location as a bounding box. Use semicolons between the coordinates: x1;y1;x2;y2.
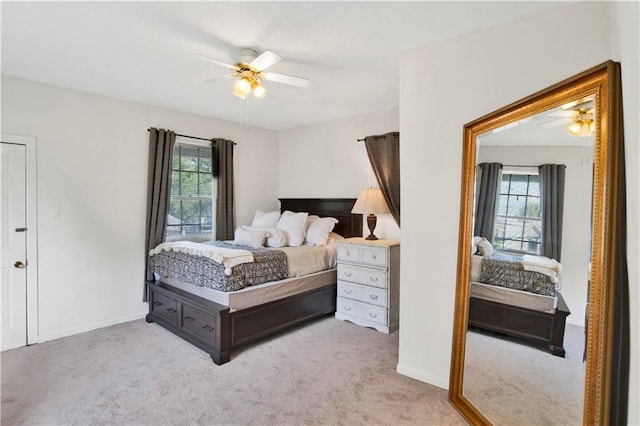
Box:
172;146;180;170
166;225;181;239
524;220;542;242
171;171;180;194
500;176;510;194
181;200;200;223
506;195;525;217
509;175;528;195
497;195;508;216
168;200;181;223
182;224;201;236
199;173;212;196
503;239;523;251
180;172;198;196
504;218;525;240
525;198;541;218
180;146;199;171
528;175;540;196
200;148;212;173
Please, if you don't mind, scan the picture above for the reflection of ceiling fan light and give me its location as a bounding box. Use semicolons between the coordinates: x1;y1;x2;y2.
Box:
567;109;595;137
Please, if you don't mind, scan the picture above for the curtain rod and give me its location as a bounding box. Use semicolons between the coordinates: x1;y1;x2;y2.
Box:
147;128;237;145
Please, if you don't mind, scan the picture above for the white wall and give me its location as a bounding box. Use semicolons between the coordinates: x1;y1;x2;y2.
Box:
278;108;400;241
477;145;593;327
398;1;614;390
0;75;279;342
611;2;640;423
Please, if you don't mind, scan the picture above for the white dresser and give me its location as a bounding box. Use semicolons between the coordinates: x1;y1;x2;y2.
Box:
335;238;400;333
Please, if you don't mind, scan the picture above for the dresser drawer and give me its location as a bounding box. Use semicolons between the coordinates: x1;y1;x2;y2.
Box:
150;289;178;324
180;304;217;344
362;247;388;267
338;281;387;308
337;245;363;263
338;264;387;289
337;298;387;325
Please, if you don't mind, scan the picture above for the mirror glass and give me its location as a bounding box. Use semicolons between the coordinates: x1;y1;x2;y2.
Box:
462;97;595;425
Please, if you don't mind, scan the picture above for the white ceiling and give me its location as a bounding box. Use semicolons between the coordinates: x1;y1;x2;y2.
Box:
1;1;571;131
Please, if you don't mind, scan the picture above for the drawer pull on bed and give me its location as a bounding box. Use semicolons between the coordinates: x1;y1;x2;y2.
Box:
153;301;162;306
166;308;177;313
202;325;214;332
184;316;195;322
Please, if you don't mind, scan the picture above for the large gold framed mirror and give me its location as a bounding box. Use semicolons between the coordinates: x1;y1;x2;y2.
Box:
449;61;624;425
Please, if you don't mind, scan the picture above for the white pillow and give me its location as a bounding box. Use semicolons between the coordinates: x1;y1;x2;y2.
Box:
305;217;339;246
276;210;309;247
234;226;267;248
251;210;280;228
476;237;494;257
265;228;287;248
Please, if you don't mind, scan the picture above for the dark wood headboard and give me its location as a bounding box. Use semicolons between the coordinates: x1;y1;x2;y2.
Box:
279;198;363;238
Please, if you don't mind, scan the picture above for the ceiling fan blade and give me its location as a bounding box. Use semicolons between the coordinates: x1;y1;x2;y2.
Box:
250;51;282;71
196;74;235;85
263;72;310;88
194;53;239;71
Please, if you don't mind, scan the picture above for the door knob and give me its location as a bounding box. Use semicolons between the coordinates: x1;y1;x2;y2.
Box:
14;261;25;269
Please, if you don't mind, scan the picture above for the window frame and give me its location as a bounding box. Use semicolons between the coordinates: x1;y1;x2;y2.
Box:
492;167;541;255
166;141;216;242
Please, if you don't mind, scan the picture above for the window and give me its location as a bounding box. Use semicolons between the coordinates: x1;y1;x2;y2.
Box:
166;144;215;240
493;172;541;254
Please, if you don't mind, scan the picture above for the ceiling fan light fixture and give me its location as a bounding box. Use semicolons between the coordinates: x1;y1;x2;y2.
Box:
252;80;266;99
567;118;594;137
233;77;251;99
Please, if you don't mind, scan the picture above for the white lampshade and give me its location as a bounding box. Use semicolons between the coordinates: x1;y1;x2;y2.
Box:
351;188;390;215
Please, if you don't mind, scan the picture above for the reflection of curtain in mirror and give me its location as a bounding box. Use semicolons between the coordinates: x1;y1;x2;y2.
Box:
538;164;566;261
474;162;502;239
364;132;400;226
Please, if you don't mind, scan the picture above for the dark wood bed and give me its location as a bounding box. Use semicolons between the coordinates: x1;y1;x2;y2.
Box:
468;292;570;357
146;198;362;364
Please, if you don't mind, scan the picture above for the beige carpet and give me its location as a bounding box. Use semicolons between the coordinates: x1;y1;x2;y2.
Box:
1;316;464;425
464;323;585;425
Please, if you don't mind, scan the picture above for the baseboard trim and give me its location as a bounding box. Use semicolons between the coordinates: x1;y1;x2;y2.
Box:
36;311;148;344
396;363;449;390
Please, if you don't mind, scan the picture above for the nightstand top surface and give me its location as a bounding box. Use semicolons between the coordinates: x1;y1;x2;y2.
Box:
341;237;400;247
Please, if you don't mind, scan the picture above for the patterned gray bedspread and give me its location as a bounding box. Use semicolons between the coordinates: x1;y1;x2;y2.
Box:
479;253;558;297
149;241;288;292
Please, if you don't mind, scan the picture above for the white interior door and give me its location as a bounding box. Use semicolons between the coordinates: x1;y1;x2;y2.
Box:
1;142;28;351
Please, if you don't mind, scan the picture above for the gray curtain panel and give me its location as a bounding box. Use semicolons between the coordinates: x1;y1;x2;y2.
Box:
144;128;176;298
364;132;400;226
474;162;502;239
213;138;235;241
538;164;566;261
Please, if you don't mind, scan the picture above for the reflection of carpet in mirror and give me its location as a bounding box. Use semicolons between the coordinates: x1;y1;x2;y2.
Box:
464;324;584;425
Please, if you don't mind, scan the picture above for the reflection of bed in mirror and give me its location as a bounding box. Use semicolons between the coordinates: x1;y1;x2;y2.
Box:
468;252;570;357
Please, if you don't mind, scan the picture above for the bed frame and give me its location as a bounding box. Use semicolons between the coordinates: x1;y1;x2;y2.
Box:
146;198;362;364
468;292;570;357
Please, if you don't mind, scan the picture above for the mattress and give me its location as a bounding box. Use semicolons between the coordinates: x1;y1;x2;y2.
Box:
160;269;337;311
470;281;557;313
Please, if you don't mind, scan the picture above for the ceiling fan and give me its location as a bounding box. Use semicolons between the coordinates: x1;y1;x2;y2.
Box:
536;97;596;137
196;48;311;100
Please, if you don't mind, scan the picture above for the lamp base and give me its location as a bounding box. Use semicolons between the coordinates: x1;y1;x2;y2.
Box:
365;214;379;240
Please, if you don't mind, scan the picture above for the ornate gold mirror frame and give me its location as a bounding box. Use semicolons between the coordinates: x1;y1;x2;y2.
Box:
448;61;623;425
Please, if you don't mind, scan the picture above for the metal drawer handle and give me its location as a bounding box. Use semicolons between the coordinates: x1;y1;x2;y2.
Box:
344;271;352;277
345;251;351;256
202;325;214;332
369;312;378;318
184;316;194;322
166;308;177;314
371;254;377;259
344;306;352;312
369;276;378;282
153;301;162;306
369;294;378;300
344;289;352;294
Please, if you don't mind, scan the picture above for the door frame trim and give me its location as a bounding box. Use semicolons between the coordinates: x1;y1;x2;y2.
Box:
1;133;38;345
